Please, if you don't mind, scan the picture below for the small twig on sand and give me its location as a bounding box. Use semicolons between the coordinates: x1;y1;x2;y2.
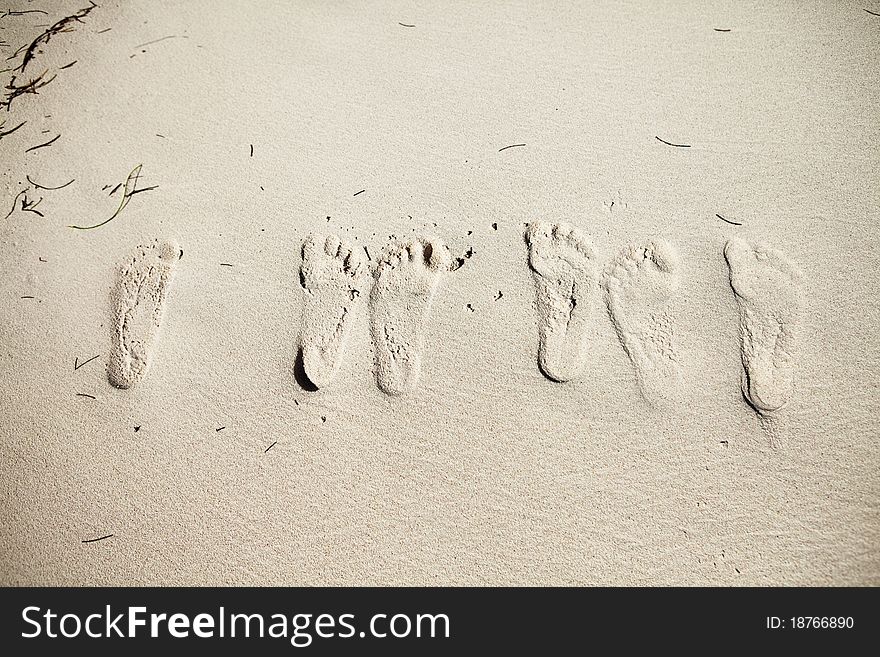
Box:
25;134;60;153
133;35;188;53
74;354;100;371
1;9;49;18
82;534;113;543
0;120;26;139
27;174;74;190
655;135;691;148
20;194;44;216
3;190;26;219
127;185;158;197
716;213;742;226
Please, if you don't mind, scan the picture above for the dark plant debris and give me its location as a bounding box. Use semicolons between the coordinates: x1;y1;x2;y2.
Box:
449;246;475;271
25;133;59;152
74;354;100;371
4;190;26;219
18;2;97;73
655;135;691;148
133;35;187;52
27;174;74;190
1;9;49;18
69;164;158;230
2;70;56;111
82;533;113;544
20;194;43;216
1;2;96;111
716;213;742;226
0;120;26;139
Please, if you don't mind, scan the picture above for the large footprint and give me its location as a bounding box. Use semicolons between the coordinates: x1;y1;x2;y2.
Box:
602;239;681;406
526;221;598;382
108;239;181;389
369;236;451;396
724;238;803;414
299;233;368;389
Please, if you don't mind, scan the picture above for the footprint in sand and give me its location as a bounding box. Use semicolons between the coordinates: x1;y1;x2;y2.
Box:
525;221;598;382
369;236;452;396
602;239;681;406
724;238;803;414
298;233;368;389
108;239;181;389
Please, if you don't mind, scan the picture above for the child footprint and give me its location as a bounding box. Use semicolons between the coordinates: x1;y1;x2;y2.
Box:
724;238;803;414
299;233;368;389
602;239;681;406
108;239;181;389
369;236;452;396
526;221;598;382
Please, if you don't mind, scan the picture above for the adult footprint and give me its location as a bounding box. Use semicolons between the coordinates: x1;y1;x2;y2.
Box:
108;239;181;389
525;221;598;382
369;236;451;396
724;238;803;414
299;233;368;389
602;239;681;406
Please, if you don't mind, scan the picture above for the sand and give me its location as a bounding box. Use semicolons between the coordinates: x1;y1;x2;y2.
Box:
1;0;878;586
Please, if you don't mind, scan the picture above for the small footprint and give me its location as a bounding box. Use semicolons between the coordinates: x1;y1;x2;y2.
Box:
369;236;451;396
107;239;181;389
299;233;368;389
602;239;681;405
526;221;598;382
724;238;803;414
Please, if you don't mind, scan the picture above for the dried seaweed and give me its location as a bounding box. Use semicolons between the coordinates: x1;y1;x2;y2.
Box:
0;119;25;138
2;69;56;111
17;1;97;73
69;164;158;230
1;2;96;111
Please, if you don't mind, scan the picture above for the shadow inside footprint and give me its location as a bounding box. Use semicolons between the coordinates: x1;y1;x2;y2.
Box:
293;348;319;392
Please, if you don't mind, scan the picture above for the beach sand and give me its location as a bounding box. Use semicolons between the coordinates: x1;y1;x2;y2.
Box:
1;0;877;585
